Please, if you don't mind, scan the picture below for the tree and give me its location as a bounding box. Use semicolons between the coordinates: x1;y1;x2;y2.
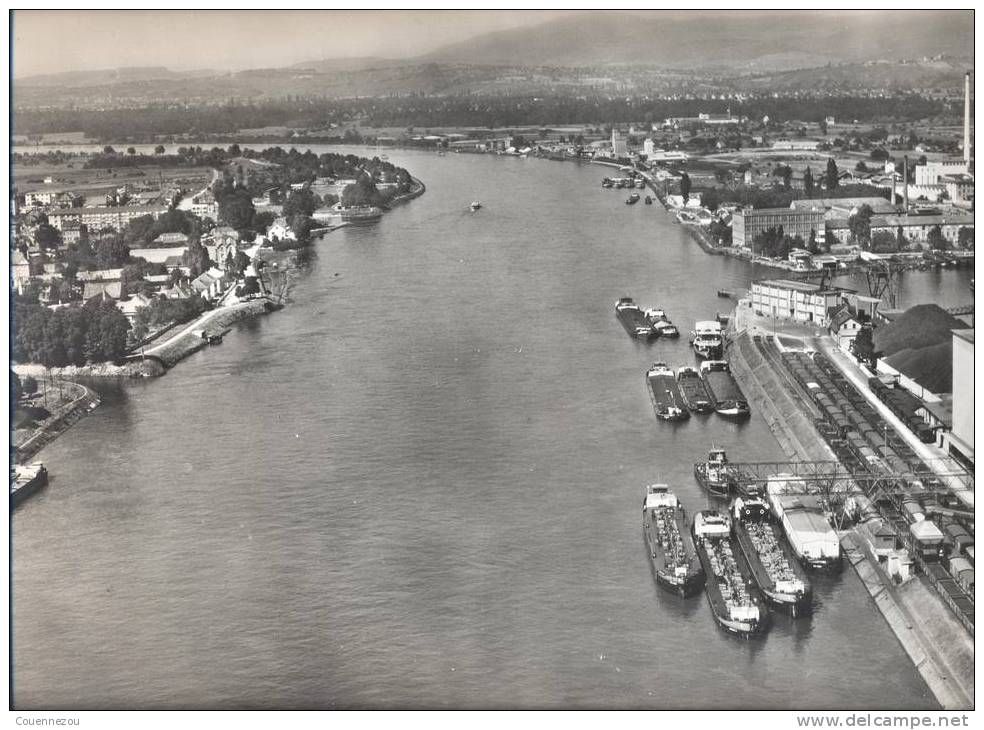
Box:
957;227;974;249
848;204;873;248
283;188;318;219
870;230;898;253
103;146;115;155
154;145;166;155
825;158;839;190
182;238;212;278
803;167;814;197
680;172;691;203
870;148;889;161
896;225;909;251
217;189;255;231
855;160;868;172
807;229;819;254
126;147;137;156
927;225;948;251
34;222;62;250
850;325;878;370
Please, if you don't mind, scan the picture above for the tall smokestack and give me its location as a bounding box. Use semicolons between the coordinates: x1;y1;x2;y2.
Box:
903;156;909;210
964;72;972;166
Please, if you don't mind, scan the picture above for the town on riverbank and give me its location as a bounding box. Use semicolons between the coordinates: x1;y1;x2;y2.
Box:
11;146;424;470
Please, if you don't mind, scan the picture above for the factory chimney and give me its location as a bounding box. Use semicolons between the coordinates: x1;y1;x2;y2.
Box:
903;156;909;210
964;72;972;167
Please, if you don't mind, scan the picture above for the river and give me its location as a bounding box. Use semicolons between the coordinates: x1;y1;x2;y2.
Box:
13;148;967;709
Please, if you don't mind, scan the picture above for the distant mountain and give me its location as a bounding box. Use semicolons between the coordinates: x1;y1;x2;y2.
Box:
289;57;402;73
15;66;215;87
417;11;973;70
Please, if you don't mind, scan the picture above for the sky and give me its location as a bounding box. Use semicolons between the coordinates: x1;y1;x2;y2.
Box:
11;10;576;78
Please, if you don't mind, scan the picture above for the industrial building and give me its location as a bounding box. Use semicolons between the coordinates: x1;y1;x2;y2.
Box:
733;207;826;250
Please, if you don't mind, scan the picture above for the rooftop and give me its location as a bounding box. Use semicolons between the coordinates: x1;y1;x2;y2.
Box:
953;329;975;345
756;279;853;295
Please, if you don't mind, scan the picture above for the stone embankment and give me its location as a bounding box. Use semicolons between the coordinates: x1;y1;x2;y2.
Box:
725;325;974;710
15;381;101;463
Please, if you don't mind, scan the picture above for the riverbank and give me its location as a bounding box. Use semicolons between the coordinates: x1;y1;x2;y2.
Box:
726;312;974;710
14;380;101;464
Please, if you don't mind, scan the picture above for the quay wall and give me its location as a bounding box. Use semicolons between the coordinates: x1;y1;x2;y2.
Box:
727;328;974;710
15;381;100;463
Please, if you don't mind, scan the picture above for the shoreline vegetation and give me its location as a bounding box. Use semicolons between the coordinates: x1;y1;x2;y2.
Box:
12;146;425;460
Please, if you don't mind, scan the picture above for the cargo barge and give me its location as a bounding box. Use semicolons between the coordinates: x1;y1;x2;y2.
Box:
693;447;737;497
699;360;750;419
692;510;768;637
731;494;812;615
676;366;714;413
691;320;724;359
615;297;657;340
643;484;705;597
645;309;680;338
765;474;843;573
11;462;48;508
646;362;690;421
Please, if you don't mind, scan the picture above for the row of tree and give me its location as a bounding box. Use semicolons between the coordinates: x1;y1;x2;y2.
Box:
13;299;131;367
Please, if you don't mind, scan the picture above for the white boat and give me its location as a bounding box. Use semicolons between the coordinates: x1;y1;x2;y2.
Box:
470;201;482;211
765;474;843;572
691;320;724;359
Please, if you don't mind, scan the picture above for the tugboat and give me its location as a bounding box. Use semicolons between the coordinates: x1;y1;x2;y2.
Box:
692;510;767;637
731;493;812;616
676;366;714;414
602;177;614;188
470;201;482;211
645;309;680;338
615;297;657;340
626;193;641;205
699;360;750;419
643;484;705;597
691;320;724;359
11;462;48;508
693;447;737;497
765;474;843;573
646;362;690;422
717;290;733;298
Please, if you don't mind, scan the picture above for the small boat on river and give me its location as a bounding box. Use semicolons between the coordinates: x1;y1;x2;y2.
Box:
694;447;737;497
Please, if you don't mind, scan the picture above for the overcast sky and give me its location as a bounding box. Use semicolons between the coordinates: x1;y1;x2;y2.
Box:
11;10;577;78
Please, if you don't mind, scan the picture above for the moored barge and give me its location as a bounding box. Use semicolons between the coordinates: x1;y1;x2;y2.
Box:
731;494;812;615
699;360;750;419
646;362;690;421
643;484;705;597
692;510;768;637
615;298;657;340
676;366;714;414
765;474;843;573
645;309;680;338
11;462;48;508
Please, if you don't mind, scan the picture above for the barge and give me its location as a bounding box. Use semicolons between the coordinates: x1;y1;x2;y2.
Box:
693;447;737;497
692;510;767;637
765;474;843;573
643;484;705;597
615;298;657;340
646;362;690;421
691;321;724;359
731;494;812;615
11;462;48;508
699;360;750;419
676;366;714;414
645;309;680;338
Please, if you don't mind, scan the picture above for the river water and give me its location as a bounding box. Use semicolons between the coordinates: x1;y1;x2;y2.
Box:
13;148;968;709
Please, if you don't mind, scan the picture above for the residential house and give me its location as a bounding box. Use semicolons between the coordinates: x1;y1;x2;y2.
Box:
130;246;189;265
266;217;296;241
190;267;228;301
828;306;864;350
117;292;156;320
12;250;31;291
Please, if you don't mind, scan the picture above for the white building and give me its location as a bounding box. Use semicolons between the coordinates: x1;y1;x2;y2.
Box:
611;129;627;158
914;158;970;186
750;279;851;327
266;217;296;241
